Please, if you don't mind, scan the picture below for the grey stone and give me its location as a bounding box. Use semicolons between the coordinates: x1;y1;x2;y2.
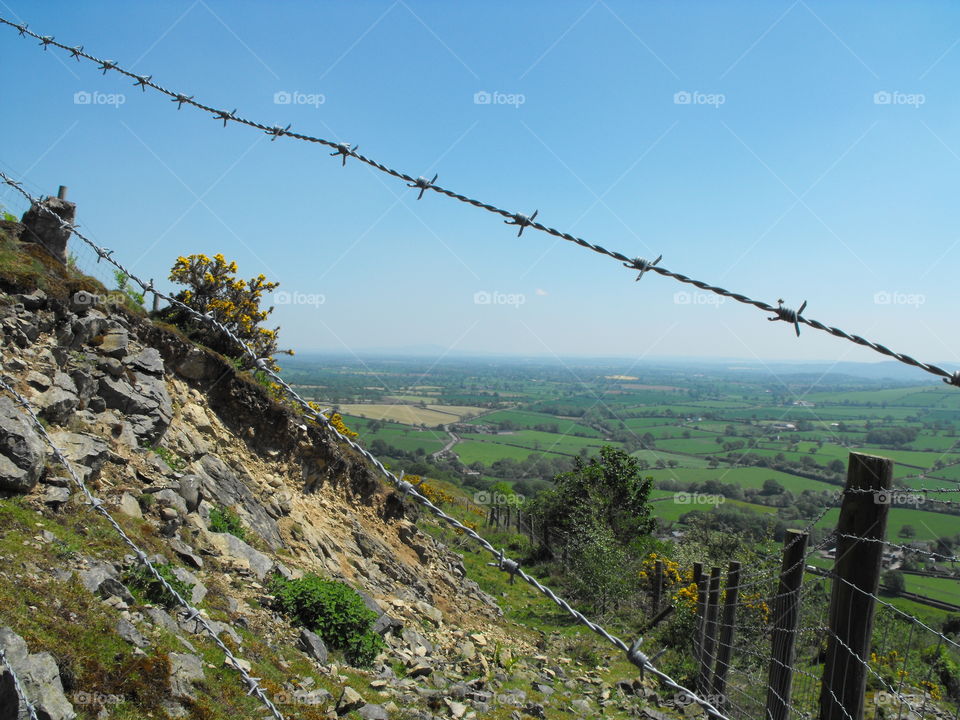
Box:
37;373;79;424
97;372;172;443
407;661;432;678
401;628;433;654
116;618;147;648
153;489;188;517
571;698;592;715
43;486;71;507
358;704;389;720
20;196;75;265
0;626;76;720
70;310;108;346
96;357;124;378
372;612;403;636
68;368;97;408
98;577;134;605
98;329;129;359
177;475;202;513
25;371;51;392
195;454;282;549
207;531;273;579
338;686;365;713
47;431;109;482
167;538;203;570
167;652;204;700
0;396;45;492
118;492;142;519
297;628;329;664
78;560;118;595
125;348;164;376
175;348;218;381
15;289;47;311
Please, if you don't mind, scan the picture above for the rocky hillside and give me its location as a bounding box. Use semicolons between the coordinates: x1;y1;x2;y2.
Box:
0;219;679;720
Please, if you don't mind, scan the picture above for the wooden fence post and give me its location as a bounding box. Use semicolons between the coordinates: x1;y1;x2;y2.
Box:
697;566;722;693
652;560;663;613
712;560;741;702
693;562;706;664
766;530;809;720
819;452;893;720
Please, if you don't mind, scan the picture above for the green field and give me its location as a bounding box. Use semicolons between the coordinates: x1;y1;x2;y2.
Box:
903;574;960;606
644;467;841;494
814;506;960;542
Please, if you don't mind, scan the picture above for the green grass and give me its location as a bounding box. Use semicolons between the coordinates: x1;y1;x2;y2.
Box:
644;466;840;493
455;439;568;464
902;574;960;606
814;506;960;542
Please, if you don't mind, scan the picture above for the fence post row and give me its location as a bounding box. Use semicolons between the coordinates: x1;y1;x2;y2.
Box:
765;530;809;720
819;452;893;720
697;566;722;693
693;562;706;664
711;560;741;703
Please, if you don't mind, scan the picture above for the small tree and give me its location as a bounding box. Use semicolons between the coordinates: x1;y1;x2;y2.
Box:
163;253;291;370
883;570;906;595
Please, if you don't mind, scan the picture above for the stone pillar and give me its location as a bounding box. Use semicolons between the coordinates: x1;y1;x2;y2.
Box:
20;195;76;265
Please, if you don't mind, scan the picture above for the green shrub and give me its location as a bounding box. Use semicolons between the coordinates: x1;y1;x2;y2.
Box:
148;445;186;472
209;505;247;541
124;562;193;610
267;573;385;667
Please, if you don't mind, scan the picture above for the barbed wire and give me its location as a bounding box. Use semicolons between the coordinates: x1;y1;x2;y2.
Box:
2;16;959;389
0;642;41;720
835;533;960;564
0;375;288;720
0;172;732;720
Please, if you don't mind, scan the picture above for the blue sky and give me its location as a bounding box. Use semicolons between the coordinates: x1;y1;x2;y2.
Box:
1;1;959;373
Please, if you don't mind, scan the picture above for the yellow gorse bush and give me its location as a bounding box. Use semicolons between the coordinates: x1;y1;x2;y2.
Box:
169;253;291;371
305;402;358;439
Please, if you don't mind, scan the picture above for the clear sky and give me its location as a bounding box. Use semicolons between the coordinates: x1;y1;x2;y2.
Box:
1;1;958;373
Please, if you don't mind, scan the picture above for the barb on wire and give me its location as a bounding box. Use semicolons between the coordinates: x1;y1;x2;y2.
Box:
0;169;731;720
0;375;288;720
629;254;662;282
1;17;957;387
0;643;41;720
407;173;438;200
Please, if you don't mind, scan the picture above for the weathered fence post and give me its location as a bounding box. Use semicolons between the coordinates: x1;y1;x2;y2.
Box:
693;562;706;664
652;560;663;613
766;529;809;720
712;560;741;702
697;566;721;693
819;452;893;720
57;185;68;200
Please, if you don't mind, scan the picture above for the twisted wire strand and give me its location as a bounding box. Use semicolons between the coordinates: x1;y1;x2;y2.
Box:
2;16;958;388
0;172;731;720
0;643;41;720
0;377;288;720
